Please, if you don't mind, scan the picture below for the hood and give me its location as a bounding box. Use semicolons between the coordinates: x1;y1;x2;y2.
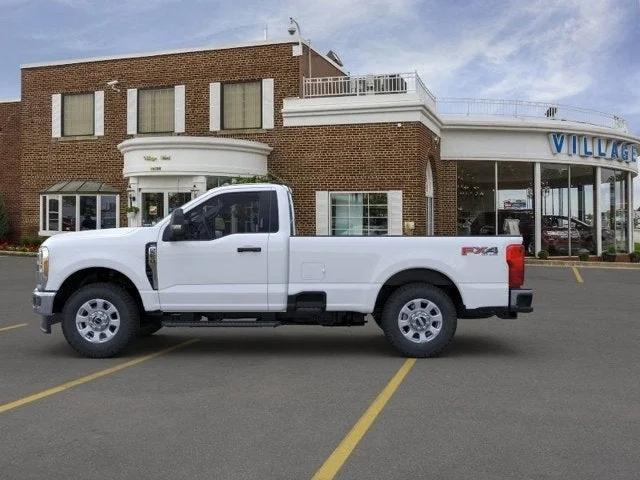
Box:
42;227;158;249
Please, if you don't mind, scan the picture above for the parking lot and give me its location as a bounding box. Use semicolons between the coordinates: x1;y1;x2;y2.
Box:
1;256;639;480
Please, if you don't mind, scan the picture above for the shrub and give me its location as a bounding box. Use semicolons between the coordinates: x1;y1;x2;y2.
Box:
19;235;44;247
576;249;590;262
0;194;9;241
537;250;549;260
230;173;288;185
630;252;640;263
602;245;617;262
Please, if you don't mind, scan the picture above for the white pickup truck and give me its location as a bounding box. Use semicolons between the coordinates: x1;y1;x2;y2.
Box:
33;184;532;358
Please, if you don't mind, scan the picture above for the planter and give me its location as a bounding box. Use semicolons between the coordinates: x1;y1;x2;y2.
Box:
629;252;640;263
602;253;617;262
126;212;136;221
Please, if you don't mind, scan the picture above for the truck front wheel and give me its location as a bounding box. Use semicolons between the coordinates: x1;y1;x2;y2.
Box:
380;283;457;358
61;282;140;358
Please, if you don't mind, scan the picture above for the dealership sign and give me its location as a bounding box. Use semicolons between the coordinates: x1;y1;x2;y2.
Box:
548;132;638;163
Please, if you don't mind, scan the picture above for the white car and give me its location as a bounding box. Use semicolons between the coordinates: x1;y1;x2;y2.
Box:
33;184;532;358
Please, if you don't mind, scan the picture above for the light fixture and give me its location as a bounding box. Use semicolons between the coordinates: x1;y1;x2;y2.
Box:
126;184;136;203
190;184;199;198
288;17;311;76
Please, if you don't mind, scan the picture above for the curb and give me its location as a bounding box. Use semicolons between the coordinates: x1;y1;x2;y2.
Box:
526;259;640;269
0;251;38;257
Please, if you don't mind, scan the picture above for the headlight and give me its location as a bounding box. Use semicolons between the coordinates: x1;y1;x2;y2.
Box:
37;246;49;286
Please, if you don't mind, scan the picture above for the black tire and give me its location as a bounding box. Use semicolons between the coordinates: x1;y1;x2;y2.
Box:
138;319;163;337
61;282;140;358
380;283;457;358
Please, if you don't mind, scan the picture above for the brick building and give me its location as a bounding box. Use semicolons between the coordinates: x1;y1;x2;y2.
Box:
1;38;638;255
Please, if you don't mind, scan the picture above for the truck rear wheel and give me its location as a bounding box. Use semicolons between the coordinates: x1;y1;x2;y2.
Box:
61;282;140;358
380;283;457;358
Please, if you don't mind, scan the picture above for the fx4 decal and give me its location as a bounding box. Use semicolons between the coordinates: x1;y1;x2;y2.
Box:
461;246;499;256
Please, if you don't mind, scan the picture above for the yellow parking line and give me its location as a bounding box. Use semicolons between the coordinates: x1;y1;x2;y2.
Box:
312;358;416;480
0;323;28;333
572;266;584;283
0;338;198;414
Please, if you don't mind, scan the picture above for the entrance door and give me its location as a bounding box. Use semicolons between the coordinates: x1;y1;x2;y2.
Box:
156;190;276;312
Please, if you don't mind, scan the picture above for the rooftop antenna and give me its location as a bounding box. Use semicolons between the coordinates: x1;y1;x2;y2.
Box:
263;23;268;41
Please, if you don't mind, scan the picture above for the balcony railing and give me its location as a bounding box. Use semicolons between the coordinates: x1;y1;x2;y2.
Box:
301;73;629;132
436;97;629;132
302;72;436;105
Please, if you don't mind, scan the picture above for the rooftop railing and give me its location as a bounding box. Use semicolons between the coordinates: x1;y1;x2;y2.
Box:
302;72;436;106
302;73;629;132
436;97;629;132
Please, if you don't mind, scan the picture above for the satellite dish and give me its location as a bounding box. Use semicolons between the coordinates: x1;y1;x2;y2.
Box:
326;50;343;67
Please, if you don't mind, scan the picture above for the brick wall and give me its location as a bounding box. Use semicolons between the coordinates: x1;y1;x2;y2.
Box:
19;43;306;237
17;42;447;238
270;122;439;236
417;124;457;235
0;101;21;240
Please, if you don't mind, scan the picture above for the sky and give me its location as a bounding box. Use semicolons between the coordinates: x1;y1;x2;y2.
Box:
1;0;639;204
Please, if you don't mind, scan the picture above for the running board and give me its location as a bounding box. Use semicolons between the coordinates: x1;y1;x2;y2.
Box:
162;320;281;328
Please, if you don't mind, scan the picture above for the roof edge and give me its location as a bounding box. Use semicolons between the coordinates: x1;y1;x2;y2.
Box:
20;38;346;73
0;98;21;103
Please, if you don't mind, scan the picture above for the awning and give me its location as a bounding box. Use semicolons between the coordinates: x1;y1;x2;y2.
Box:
41;180;120;194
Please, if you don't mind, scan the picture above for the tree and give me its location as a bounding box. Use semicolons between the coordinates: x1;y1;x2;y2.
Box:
0;194;9;241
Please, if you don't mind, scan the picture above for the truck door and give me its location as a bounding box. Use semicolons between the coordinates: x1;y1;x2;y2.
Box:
156;190;278;311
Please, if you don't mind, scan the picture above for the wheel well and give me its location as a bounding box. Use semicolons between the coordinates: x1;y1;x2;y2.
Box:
373;269;464;317
53;268;143;314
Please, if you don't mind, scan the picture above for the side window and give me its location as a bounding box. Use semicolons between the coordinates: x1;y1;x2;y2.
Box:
184;191;278;240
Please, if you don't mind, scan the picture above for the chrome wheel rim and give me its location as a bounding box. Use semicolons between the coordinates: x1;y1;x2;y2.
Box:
75;298;120;343
397;298;443;344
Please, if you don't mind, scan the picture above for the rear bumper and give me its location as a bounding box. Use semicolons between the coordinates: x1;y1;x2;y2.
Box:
509;288;533;313
32;289;57;333
460;288;533;319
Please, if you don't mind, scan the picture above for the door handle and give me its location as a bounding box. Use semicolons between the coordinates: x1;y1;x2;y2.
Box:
237;247;262;253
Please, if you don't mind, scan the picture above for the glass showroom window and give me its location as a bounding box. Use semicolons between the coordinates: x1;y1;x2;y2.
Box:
330;193;388;236
457;161;496;236
601;168;629;253
222;81;261;129
569;165;596;254
497;162;535;254
138;87;175;133
62;92;94;136
40;194;119;234
541;164;597;256
541;164;569;256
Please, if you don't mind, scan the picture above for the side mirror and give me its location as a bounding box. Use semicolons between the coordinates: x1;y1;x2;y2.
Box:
166;208;186;241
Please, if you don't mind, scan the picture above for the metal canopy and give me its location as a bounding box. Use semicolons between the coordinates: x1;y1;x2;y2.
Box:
41;180;119;194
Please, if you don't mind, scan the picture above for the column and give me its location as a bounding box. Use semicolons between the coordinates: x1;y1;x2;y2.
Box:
595;167;602;256
534;162;542;255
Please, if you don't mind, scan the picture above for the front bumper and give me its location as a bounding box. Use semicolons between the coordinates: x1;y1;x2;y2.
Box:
32;289;57;333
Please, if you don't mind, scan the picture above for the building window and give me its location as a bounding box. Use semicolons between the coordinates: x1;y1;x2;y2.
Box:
40;194;119;235
222;81;261;129
138;87;175;133
140;191;194;227
62;92;94;136
330;192;388;236
206;176;235;190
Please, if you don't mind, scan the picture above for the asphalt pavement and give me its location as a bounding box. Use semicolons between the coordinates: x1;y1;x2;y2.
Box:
0;256;638;479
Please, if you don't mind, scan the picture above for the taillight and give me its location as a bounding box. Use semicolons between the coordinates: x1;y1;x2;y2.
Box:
506;244;525;289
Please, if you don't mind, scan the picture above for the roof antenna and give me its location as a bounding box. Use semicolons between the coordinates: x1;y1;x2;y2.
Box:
263;23;268;41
